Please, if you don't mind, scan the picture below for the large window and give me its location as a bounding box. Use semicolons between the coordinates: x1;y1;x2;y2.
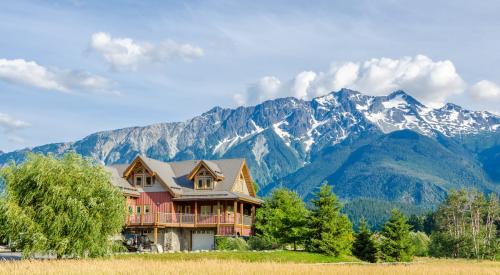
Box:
201;205;211;215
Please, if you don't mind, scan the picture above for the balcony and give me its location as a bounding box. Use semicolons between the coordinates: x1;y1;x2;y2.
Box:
126;212;253;234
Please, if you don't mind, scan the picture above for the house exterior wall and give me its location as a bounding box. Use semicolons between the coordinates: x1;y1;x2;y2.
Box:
136;191;173;213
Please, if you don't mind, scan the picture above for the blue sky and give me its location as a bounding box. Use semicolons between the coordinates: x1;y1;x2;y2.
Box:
1;0;500;152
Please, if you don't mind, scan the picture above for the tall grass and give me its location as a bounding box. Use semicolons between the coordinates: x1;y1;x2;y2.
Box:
0;257;498;275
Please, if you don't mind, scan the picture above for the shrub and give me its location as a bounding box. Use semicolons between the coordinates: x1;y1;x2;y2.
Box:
247;236;273;250
410;231;430;256
215;237;248;251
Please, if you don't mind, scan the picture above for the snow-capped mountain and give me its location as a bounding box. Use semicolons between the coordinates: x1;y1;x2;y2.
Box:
1;89;499;195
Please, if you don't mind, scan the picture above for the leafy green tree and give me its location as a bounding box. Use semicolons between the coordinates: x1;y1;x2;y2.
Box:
0;153;125;258
352;218;378;262
429;189;499;259
380;209;414;262
255;188;308;250
307;184;353;256
410;231;430;256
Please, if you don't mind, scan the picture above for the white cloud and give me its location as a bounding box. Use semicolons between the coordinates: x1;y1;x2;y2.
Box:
0;58;115;94
0;113;29;133
89;32;204;71
235;55;467;107
470;80;500;100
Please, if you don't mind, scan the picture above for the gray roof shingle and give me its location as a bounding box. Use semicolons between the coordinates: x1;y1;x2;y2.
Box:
108;156;262;203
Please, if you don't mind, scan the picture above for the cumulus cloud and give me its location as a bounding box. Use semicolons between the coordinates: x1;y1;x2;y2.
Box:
0;58;115;94
470;80;500;100
0;113;29;134
235;55;467;107
89;32;204;71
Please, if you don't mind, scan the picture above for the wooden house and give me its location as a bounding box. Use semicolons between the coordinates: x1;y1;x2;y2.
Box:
107;156;262;251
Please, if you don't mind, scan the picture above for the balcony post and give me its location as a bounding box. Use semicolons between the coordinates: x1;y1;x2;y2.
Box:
233;200;237;235
153;227;158;244
155;212;159;225
240;202;244;235
140;210;144;225
217;201;221;235
194;201;198;226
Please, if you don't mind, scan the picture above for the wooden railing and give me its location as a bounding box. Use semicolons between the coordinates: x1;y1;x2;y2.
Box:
126;212;253;226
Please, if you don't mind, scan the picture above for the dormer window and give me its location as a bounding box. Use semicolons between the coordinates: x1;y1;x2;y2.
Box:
135;175;143;186
194;168;215;190
145;176;152;187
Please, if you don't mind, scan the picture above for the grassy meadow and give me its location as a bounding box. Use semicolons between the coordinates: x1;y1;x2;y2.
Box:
0;252;498;275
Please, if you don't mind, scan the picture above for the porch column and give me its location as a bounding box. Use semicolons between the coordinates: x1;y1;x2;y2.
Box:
251;205;256;224
217;201;221;235
233;200;237;234
240;202;244;235
153;227;158;244
194;201;198;225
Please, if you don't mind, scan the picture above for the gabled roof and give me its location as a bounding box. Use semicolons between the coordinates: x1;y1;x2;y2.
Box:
105;166;140;197
187;160;225;181
109;156;262;203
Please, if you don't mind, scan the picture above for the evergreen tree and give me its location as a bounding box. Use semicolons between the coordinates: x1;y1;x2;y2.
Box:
0;153;125;259
255;188;309;250
408;214;424;232
380;209;415;262
307;184;353;256
352;218;378;262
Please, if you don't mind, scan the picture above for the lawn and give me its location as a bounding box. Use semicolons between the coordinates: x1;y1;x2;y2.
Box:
0;252;498;275
113;250;359;263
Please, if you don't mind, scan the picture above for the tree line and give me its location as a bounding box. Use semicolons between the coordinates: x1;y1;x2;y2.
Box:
253;185;500;262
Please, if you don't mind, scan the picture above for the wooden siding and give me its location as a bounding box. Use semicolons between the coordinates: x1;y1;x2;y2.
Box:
136;192;173;213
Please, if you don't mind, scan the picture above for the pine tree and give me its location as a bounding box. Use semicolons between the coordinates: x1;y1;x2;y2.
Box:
307;184;353;256
352;218;378;262
380;209;415;262
255;188;309;250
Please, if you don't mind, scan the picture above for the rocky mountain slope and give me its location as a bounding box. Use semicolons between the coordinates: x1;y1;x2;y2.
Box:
1;89;499;211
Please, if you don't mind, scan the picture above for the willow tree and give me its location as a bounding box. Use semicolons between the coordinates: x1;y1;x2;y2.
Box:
0;153;125;258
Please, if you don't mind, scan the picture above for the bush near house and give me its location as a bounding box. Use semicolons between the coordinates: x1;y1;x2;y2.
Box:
0;152;126;259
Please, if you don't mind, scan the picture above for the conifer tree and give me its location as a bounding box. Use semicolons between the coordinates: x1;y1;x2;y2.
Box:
307;184;353;256
380;209;415;262
352;218;378;262
255;188;309;250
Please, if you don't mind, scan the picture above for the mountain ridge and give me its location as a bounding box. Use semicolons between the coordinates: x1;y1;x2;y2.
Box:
1;89;499;210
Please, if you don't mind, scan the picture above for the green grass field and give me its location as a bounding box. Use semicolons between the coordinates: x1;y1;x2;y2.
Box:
113;250;360;263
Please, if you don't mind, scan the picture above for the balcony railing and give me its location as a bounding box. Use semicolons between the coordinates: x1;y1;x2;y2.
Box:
127;212;254;227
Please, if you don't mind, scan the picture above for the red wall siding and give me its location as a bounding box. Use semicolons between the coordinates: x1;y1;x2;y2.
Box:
136;192;173;213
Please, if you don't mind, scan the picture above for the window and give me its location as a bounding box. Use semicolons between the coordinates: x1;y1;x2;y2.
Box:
198;179;203;189
177;205;183;213
136;206;142;214
135;175;143;187
128;205;133;214
145;176;153;187
212;205;219;214
185;205;191;214
144;205;150;214
227;205;233;213
206;178;212;188
201;205;211;215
